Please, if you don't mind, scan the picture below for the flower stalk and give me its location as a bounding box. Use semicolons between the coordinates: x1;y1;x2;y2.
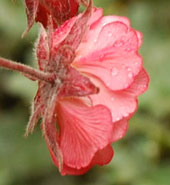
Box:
0;57;55;83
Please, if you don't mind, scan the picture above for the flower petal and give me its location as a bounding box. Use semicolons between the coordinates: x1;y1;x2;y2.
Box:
74;21;142;90
57;98;113;169
89;77;138;122
90;22;138;53
75;52;142;91
89;68;148;122
49;147;91;175
75;11;137;60
50;145;113;175
112;119;129;142
126;68;149;96
92;145;114;166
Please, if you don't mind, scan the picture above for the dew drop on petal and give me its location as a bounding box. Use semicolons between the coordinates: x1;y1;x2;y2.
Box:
111;97;115;101
122;64;126;69
111;112;114;119
143;84;146;88
135;62;139;66
102;22;108;27
116;117;121;121
108;32;113;37
123;112;128;117
114;40;124;47
126;48;132;52
121;106;129;117
127;67;132;72
106;82;111;86
111;67;118;76
94;38;97;43
121;36;126;41
99;54;105;61
124;83;129;88
128;72;133;79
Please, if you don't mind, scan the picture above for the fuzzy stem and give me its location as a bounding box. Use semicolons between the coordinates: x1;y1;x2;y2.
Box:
0;57;55;83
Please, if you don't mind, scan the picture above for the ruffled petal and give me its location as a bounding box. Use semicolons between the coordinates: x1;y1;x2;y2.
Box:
89;22;138;53
88;68;148;122
50;145;113;175
74;20;142;90
49;148;92;175
89;77;138;122
92;145;114;166
75;10;139;60
126;68;149;96
74;51;142;91
56;98;113;169
112;119;129;142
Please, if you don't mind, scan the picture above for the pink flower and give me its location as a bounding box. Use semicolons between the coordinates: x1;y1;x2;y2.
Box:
26;1;149;175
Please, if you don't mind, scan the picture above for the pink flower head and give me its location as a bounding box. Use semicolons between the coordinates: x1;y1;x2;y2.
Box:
24;0;80;35
25;0;149;175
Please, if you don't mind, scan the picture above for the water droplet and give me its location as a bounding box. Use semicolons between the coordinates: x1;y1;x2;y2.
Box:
121;106;129;117
114;40;124;47
116;117;121;121
111;112;114;119
106;82;110;86
124;83;129;88
127;67;132;72
99;54;105;61
111;97;115;101
121;36;126;41
126;47;132;52
108;32;113;37
123;112;128;117
111;67;118;76
121;64;125;69
102;22;107;27
94;39;97;43
128;72;133;79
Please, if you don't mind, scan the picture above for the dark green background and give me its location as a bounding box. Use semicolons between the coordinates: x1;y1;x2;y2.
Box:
0;0;170;184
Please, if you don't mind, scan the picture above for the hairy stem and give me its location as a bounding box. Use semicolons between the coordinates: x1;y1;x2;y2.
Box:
0;57;55;83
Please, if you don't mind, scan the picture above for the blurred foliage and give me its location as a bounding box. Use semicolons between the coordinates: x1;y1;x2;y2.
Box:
0;0;170;185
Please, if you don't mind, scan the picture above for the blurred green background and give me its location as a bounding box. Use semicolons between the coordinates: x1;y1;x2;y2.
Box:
0;0;170;184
